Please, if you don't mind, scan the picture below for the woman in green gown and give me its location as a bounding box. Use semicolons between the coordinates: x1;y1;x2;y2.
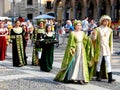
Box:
40;24;57;72
54;20;94;84
32;19;45;66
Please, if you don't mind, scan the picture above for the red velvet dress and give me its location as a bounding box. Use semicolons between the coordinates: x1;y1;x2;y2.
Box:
0;28;7;60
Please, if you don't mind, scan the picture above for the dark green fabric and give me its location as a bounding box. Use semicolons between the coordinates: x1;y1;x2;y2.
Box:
40;33;56;72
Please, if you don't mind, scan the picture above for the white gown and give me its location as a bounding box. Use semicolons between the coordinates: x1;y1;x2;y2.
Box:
67;31;84;80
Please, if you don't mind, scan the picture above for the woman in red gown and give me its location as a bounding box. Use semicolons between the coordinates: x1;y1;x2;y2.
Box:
0;22;8;60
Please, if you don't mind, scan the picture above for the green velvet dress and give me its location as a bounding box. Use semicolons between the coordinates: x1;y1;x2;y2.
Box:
40;32;56;72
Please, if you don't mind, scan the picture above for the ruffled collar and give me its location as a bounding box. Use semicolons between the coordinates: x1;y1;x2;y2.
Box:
13;27;22;34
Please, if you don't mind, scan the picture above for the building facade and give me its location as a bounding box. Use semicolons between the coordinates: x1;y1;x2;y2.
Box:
0;0;11;16
54;0;120;21
0;0;119;21
0;0;54;20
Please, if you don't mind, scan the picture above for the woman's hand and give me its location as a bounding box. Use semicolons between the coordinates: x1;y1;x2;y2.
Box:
90;30;97;40
70;48;75;56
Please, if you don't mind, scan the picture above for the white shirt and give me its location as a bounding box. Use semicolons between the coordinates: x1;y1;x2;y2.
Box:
98;26;113;56
82;20;89;31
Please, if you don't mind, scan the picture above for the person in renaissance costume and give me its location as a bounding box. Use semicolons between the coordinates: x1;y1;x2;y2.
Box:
26;20;34;40
32;19;45;66
90;15;115;83
0;22;8;60
21;22;29;60
6;21;13;46
54;20;94;85
10;20;26;67
40;24;58;72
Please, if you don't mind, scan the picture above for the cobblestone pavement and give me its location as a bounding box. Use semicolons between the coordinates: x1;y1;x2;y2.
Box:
0;38;120;90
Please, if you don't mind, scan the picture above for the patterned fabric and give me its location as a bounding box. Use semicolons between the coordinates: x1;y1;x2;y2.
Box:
32;28;45;66
10;27;26;67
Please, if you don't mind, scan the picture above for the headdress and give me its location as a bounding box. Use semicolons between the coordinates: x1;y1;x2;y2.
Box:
74;20;82;27
99;15;111;27
21;22;26;26
37;19;45;25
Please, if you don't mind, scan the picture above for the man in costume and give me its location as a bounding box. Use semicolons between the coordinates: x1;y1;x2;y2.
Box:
32;19;45;66
90;15;115;83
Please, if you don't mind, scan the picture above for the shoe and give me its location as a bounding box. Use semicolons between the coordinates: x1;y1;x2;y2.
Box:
18;64;24;67
83;81;88;85
79;80;84;85
96;71;102;81
108;72;116;83
26;56;28;59
68;80;75;83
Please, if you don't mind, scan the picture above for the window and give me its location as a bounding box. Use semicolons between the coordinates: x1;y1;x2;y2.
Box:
40;12;42;15
27;0;33;5
66;13;69;20
46;1;53;9
27;14;33;20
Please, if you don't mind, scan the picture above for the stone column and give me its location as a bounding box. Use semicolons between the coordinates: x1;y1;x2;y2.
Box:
13;0;16;17
97;5;101;21
62;6;67;21
85;7;88;17
54;6;57;18
111;5;115;21
73;6;76;19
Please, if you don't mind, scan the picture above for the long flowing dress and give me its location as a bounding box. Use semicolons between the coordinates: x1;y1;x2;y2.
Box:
10;27;26;67
32;28;45;65
54;31;94;83
0;28;8;60
40;32;57;72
